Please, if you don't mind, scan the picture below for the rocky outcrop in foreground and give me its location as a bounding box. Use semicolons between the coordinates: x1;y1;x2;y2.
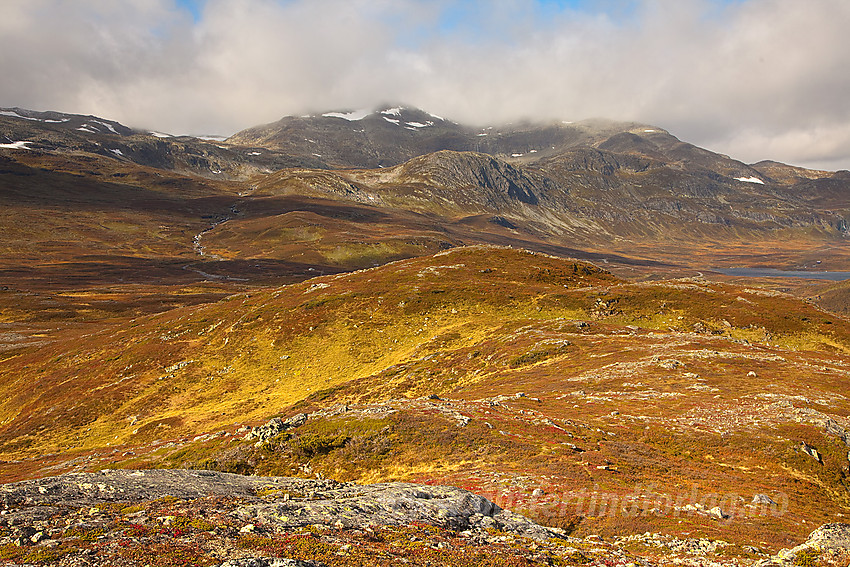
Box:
0;469;577;566
0;469;559;540
760;523;850;566
1;469;848;567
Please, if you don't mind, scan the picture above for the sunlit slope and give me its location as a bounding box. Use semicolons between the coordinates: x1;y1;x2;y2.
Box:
0;247;615;457
2;246;849;464
812;279;850;316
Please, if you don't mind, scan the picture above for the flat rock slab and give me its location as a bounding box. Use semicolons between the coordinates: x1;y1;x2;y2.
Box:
219;560;326;567
0;468;562;540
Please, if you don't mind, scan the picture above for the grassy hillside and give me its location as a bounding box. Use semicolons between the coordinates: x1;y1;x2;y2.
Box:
1;246;849;552
0;247;616;457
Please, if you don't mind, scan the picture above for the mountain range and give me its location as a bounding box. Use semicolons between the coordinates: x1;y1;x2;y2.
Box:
3;104;848;275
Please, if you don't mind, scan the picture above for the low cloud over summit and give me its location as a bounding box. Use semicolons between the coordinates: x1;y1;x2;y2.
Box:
2;0;849;169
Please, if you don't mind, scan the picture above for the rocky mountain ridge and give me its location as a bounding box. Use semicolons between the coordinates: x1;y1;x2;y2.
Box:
0;106;322;180
228;106;670;169
3;103;847;247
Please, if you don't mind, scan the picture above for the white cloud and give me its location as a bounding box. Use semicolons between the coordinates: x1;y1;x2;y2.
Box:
1;0;849;169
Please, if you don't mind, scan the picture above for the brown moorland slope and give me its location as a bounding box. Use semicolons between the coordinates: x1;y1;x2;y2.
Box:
0;247;848;554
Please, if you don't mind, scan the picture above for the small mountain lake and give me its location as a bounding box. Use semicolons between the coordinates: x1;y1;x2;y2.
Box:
714;268;850;281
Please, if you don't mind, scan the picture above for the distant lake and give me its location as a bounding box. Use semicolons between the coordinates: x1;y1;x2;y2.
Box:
715;268;850;281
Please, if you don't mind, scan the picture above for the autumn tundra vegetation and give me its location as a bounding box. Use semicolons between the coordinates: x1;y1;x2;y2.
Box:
0;106;849;565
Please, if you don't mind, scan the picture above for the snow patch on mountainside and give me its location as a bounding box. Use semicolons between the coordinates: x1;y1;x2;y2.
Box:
92;120;119;134
734;176;765;184
322;109;372;121
0;141;32;150
0;110;69;124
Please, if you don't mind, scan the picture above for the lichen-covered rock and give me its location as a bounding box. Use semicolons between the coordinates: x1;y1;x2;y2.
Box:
811;523;850;546
752;494;777;505
219;559;326;567
244;413;309;443
763;523;850;565
0;469;563;541
799;441;822;463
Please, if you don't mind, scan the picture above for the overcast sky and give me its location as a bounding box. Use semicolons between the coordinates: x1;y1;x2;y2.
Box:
2;0;849;169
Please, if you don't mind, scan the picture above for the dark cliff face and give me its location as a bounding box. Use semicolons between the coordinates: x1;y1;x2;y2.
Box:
392;151;547;207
